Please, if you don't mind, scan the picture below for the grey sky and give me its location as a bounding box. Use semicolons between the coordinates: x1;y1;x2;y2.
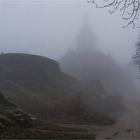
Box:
0;0;139;64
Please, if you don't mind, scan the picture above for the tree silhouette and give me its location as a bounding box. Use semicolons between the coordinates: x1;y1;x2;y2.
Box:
133;36;140;70
88;0;140;28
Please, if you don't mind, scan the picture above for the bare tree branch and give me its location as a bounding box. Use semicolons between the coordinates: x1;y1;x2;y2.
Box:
88;0;140;28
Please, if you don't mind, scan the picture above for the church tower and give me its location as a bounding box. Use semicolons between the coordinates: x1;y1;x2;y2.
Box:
76;15;96;52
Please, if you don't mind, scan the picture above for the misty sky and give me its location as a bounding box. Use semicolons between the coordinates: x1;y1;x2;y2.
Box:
0;0;139;64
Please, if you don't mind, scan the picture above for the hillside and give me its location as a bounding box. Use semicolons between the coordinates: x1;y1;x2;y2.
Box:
0;53;121;124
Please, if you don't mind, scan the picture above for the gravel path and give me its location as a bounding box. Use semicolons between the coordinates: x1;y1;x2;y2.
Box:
96;97;140;140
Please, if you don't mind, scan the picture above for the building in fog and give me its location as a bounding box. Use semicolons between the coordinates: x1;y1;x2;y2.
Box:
60;16;114;81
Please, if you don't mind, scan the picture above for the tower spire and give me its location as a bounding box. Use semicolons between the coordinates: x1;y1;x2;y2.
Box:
76;14;96;52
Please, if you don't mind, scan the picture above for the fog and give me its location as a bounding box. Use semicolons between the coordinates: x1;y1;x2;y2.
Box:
0;0;138;64
1;0;140;96
1;1;140;139
59;16;140;97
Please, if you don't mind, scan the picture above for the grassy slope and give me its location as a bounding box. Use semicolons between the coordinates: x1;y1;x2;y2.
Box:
0;92;96;139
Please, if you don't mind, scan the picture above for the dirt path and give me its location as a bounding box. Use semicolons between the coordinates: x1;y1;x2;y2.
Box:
95;97;140;139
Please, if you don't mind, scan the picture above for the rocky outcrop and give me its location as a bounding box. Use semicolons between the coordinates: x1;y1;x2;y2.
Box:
0;92;32;130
